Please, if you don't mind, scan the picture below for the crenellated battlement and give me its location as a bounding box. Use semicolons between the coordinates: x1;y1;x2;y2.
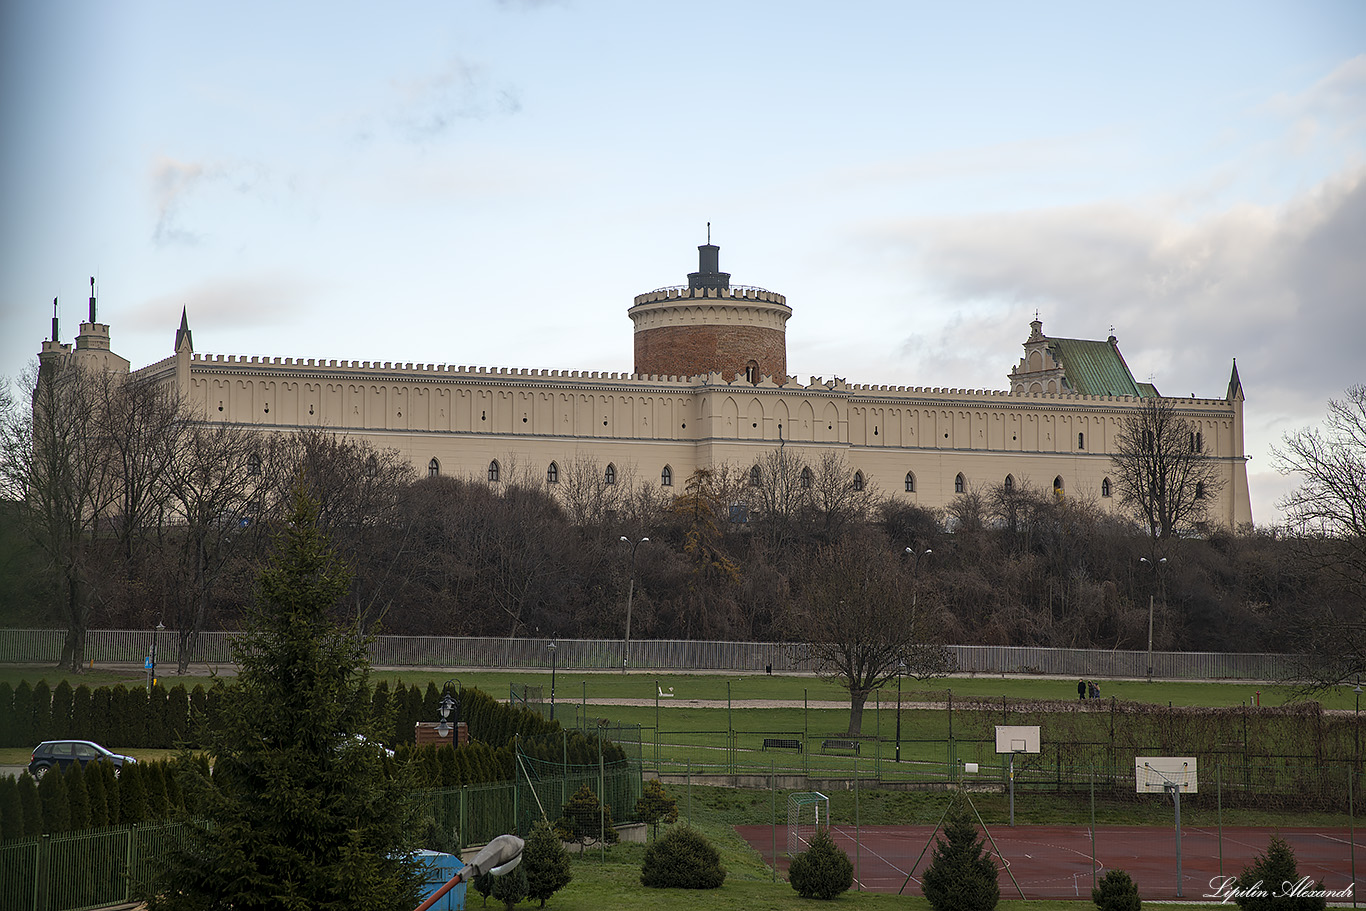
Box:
632;284;787;307
183;353;1232;409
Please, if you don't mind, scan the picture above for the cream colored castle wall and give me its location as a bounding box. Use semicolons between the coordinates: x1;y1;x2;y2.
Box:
178;356;1253;527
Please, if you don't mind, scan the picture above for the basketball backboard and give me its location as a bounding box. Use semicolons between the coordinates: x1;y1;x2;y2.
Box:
994;725;1041;754
1135;757;1198;793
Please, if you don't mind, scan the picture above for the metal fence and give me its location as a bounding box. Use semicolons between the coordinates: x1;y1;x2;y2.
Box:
0;821;187;911
0;761;644;911
0;629;1300;681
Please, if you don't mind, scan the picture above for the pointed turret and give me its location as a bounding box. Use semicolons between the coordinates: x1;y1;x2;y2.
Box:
1226;359;1243;402
175;307;194;353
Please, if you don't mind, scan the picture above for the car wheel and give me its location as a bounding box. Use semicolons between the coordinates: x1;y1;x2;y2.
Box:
32;762;51;780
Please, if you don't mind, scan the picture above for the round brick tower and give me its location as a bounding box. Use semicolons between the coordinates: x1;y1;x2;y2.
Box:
629;241;790;384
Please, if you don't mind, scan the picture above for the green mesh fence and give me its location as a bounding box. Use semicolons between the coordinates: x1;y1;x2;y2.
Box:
419;750;643;852
0;821;189;911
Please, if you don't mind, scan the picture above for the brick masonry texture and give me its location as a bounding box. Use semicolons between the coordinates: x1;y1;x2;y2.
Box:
635;324;787;382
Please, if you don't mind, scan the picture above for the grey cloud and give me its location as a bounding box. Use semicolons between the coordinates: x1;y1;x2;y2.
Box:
1268;54;1366;138
149;156;273;247
150;157;212;246
875;167;1365;404
123;272;323;335
388;57;522;142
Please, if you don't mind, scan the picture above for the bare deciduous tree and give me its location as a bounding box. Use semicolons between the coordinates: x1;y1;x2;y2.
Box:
794;537;953;736
1272;385;1366;686
1110;398;1224;543
0;363;119;670
162;421;264;672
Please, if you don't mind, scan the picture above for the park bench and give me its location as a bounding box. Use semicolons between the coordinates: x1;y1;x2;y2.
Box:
821;739;860;754
762;738;802;753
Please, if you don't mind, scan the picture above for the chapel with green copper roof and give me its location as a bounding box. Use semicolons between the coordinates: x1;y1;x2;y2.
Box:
1008;316;1157;398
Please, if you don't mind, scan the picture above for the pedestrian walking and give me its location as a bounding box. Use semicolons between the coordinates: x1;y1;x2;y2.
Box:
1077;679;1087;700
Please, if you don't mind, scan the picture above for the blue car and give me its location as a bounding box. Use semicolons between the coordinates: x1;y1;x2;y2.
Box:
29;740;136;778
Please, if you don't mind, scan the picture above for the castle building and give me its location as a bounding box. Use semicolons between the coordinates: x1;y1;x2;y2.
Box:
38;242;1253;527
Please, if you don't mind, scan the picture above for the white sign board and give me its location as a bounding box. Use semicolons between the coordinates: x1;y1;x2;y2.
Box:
994;725;1041;754
1135;757;1198;794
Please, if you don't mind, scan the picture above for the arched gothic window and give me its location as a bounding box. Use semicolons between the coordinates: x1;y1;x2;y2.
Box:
1078;432;1085;450
428;458;439;478
800;467;814;489
745;360;759;384
905;471;916;493
1195;481;1206;500
605;463;616;485
1004;474;1015;493
1101;477;1112;498
954;473;965;494
488;460;500;483
1053;476;1064;499
661;465;673;487
248;453;261;476
750;465;762;487
547;462;559;484
851;470;864;492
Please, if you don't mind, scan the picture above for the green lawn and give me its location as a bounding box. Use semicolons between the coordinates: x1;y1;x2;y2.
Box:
3;663;1353;710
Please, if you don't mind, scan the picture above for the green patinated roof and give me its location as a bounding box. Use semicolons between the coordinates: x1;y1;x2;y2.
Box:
1048;337;1151;398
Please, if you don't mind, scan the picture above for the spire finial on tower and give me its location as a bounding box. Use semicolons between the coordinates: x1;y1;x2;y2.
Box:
52;296;59;342
707;221;711;244
88;277;97;323
175;305;194;353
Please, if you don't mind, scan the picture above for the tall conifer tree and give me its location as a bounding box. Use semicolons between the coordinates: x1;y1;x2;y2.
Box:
149;485;424;910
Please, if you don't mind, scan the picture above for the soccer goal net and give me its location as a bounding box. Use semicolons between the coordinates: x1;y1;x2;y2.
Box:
786;791;830;855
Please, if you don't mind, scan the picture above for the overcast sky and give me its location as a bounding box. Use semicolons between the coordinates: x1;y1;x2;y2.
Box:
2;1;1362;526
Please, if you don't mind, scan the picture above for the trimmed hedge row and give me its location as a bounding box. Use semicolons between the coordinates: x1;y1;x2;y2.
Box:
0;758;185;841
0;678;626;760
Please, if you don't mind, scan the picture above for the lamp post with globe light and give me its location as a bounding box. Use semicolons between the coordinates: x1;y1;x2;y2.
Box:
620;536;648;672
1139;556;1167;682
547;640;558;721
147;619;164;691
895;659;906;762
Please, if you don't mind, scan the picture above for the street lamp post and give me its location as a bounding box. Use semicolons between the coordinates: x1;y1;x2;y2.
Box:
547;640;558;722
620;536;648;673
904;547;932;616
1355;681;1361;769
1139;557;1167;682
147;619;164;691
895;660;906;762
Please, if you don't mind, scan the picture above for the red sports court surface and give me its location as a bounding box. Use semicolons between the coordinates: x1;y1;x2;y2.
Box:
735;824;1359;900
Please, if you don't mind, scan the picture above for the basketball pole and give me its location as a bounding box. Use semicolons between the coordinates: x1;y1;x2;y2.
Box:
1170;782;1183;897
1009;751;1022;827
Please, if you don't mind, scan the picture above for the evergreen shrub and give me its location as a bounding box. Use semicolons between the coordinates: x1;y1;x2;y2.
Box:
788;825;853;900
489;861;528;910
523;819;572;908
1093;869;1141;911
640;825;725;889
1234;836;1327;911
921;808;1000;911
